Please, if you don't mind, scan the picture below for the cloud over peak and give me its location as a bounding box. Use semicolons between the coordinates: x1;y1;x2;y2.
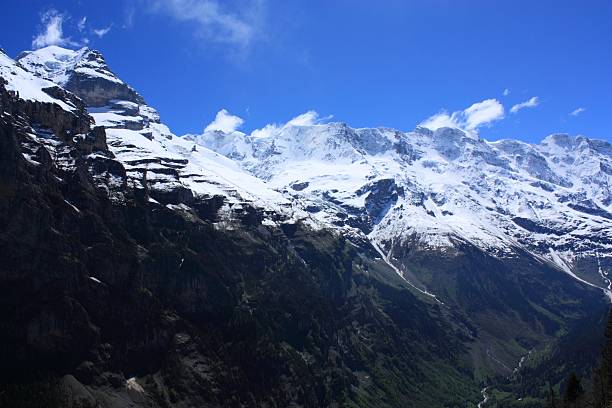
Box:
251;111;329;138
420;99;505;132
204;109;245;133
32;9;78;49
202;109;330;137
570;107;586;117
32;9;112;49
286;111;320;127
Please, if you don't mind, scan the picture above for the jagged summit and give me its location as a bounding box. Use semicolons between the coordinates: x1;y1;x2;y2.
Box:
6;47;297;222
18;46;101;84
17;45;125;87
18;45;143;106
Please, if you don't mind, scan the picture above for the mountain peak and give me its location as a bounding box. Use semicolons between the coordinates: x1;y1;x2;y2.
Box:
541;133;612;157
541;133;579;149
0;48;78;111
17;45;117;86
18;44;144;107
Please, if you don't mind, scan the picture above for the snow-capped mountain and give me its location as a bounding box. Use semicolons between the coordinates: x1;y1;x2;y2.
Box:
188;118;612;294
17;45;141;106
3;43;611;407
14;46;308;223
0;48;78;112
6;45;612;299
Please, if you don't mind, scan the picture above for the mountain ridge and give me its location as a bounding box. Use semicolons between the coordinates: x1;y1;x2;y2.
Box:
186;118;611;296
9;43;612;308
1;44;610;407
11;43;612;305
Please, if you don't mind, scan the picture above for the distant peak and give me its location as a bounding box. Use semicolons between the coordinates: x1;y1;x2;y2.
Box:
413;126;434;136
433;126;466;135
542;133;574;146
540;134;590;151
19;45;89;59
432;126;479;141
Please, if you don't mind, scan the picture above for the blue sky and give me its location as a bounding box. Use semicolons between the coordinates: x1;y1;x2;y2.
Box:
1;0;611;142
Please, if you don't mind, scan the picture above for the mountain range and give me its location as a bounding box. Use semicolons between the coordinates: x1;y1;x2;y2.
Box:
1;44;610;408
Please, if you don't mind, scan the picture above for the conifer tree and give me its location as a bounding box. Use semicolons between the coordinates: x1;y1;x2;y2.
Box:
565;372;583;402
593;308;612;408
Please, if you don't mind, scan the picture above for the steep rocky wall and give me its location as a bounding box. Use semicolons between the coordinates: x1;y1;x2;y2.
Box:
0;81;480;408
65;74;144;107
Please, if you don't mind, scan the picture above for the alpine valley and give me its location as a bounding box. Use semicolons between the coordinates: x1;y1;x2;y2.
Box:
1;45;611;408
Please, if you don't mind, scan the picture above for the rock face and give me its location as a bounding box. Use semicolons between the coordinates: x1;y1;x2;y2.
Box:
0;79;486;408
17;47;298;222
0;45;610;407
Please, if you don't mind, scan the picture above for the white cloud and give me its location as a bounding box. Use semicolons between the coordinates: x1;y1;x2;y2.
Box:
570;107;586;117
251;111;329;138
77;16;87;32
148;0;263;51
204;109;244;133
503;88;510;96
32;9;79;49
420;99;505;132
286;111;320;126
463;99;505;130
93;25;112;38
250;124;277;139
419;112;458;130
510;96;539;114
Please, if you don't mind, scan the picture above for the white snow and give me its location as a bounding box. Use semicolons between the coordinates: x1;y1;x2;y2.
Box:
371;240;443;304
125;377;144;393
0;50;75;111
12;45;611;297
17;45;123;86
64;199;81;213
478;387;489;408
191;122;611;292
